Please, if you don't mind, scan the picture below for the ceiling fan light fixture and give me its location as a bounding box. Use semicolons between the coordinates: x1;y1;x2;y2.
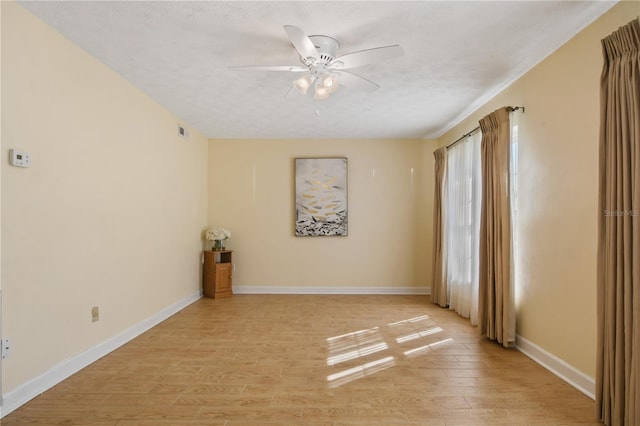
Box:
321;74;340;94
314;84;330;101
294;75;314;95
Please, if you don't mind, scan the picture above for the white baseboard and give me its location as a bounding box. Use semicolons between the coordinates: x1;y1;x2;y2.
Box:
233;286;431;295
515;334;595;399
0;291;202;418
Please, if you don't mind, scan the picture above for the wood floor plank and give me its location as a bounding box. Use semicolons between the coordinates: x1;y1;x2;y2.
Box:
2;295;599;425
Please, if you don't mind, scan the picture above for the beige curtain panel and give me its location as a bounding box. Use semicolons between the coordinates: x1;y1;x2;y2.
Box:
478;107;515;348
596;18;640;426
432;147;448;307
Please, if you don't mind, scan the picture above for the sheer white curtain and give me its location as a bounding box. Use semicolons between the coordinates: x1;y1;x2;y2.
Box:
446;132;482;325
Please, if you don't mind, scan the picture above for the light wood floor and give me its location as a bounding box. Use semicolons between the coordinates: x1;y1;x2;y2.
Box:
3;295;600;425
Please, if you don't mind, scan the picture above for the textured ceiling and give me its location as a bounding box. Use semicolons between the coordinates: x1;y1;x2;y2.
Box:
19;1;616;139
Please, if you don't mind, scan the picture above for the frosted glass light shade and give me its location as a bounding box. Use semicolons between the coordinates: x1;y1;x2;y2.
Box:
314;84;330;100
294;75;314;95
321;74;340;94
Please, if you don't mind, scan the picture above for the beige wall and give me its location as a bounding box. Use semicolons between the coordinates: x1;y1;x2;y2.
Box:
208;138;437;290
1;2;208;394
438;1;639;378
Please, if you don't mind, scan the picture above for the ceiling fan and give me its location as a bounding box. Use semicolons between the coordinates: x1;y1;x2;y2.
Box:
230;25;404;101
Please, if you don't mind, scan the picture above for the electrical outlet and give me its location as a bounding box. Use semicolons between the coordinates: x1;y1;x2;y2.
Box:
91;306;99;322
2;338;11;359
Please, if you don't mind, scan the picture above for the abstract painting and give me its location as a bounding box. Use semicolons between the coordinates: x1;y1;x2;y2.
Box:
295;157;348;236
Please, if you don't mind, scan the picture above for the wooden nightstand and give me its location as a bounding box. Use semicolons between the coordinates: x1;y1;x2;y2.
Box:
203;250;233;298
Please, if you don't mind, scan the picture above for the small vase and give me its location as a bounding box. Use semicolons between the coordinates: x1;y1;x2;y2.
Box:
212;240;224;251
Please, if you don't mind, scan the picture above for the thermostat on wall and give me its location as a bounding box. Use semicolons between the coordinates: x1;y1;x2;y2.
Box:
9;149;31;168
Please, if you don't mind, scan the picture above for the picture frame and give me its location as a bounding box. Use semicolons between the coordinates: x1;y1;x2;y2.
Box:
294;157;348;236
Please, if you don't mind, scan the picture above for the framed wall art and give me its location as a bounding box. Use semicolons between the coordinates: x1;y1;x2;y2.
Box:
294;157;348;236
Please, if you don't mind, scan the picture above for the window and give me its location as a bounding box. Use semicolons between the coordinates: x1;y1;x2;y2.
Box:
445;131;481;324
444;116;519;326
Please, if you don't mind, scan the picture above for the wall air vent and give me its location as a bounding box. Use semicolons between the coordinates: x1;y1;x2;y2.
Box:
178;124;189;138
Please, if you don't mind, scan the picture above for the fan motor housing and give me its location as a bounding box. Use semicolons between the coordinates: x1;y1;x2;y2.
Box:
308;35;340;62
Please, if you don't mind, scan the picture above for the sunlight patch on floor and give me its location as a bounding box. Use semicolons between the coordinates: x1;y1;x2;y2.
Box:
404;338;454;358
327;356;396;388
325;314;453;387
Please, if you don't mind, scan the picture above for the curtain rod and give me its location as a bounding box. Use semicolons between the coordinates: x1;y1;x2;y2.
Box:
446;106;524;150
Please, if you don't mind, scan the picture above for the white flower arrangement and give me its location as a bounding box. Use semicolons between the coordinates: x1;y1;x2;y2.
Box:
206;227;231;241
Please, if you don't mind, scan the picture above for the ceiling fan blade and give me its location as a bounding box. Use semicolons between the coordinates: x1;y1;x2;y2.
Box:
229;65;308;72
332;45;403;69
283;25;319;59
337;71;380;92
